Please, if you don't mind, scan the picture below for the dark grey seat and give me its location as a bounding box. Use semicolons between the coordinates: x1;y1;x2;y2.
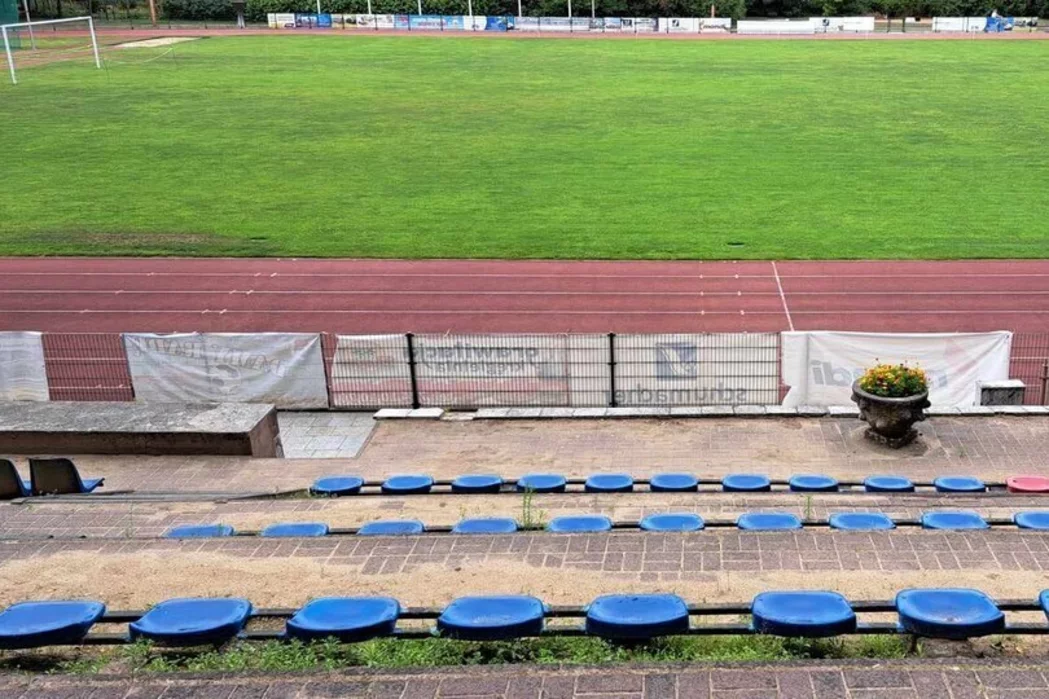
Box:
0;459;30;500
28;458;104;496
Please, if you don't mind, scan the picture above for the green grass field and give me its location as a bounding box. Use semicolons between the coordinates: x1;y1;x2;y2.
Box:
1;35;1047;259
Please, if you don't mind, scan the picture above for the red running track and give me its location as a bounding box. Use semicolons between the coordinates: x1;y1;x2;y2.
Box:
2;257;1049;334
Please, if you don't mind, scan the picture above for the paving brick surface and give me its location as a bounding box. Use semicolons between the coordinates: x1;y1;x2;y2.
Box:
3;415;1046;495
278;413;375;459
0;491;1046;539
5;661;1049;698
5;529;1049;578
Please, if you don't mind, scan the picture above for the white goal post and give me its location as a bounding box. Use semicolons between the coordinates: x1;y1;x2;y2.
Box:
2;16;101;85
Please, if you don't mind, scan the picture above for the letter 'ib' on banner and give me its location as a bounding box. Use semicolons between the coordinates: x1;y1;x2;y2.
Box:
0;332;49;401
124;333;329;408
781;331;1012;408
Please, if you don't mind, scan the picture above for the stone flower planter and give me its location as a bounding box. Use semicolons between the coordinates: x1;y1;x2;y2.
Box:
851;380;931;448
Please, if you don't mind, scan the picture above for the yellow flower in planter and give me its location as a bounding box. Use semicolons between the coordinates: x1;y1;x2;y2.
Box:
858;363;927;398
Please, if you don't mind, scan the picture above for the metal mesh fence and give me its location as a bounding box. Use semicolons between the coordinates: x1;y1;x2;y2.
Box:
413;334;610;408
40;333;134;402
1009;333;1049;405
614;333;780;406
327;334;414;409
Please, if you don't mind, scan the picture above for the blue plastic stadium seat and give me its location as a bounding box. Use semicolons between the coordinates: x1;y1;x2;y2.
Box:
639;513;705;532
260;522;330;538
751;591;857;638
864;475;915;493
164;524;235;539
920;511;989;530
722;474;772;492
828;513;896;531
0;601;106;649
381;474;434;495
585;594;689;640
0;459;30;500
357;519;425;536
788;474;839;493
737;512;803;531
585;473;634;493
896;589;1005;639
452;517;519;535
1038;590;1049;619
547;515;613;533
286;597;400;643
516;473;567;493
311;475;364;496
649;473;699;492
933;476;986;493
1014;511;1049;530
437;595;546;640
129;598;253;646
451;474;504;494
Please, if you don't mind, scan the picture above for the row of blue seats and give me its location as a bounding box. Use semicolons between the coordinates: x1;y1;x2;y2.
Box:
313;473;1004;496
165;510;1049;538
0;588;1037;649
1;458;104;499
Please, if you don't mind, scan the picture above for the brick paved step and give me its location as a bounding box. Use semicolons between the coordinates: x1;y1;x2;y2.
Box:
4;415;1048;496
4;659;1049;698
4;492;1049;539
4;530;1049;609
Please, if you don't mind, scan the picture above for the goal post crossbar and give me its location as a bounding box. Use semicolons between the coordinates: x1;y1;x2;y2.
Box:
2;15;101;85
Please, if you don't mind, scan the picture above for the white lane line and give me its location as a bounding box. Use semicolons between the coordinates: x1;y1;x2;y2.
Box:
771;261;794;331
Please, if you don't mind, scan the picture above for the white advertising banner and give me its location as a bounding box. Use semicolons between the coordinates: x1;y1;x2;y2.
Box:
699;17;732;31
0;332;49;402
932;16;986;31
781;331;1012;408
413;334;608;407
515;15;540;30
539;16;573;31
125;333;328;408
810;16;875;31
357;13;396;28
738;19;814;34
614;334;779;406
662;17;699;32
331;335;412;408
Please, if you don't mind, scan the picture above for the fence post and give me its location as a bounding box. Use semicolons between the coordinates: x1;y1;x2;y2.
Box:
406;332;421;409
608;332;617;407
1042;359;1049;406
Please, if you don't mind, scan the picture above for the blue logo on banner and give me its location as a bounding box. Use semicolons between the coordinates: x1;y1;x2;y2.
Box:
394;14;410;28
485;16;508;30
655;342;698;380
442;15;464;29
317;13;332;27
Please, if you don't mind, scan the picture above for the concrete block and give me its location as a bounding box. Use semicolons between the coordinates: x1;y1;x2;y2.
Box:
733;405;767;417
764;406;798;416
374;409;411;419
700;406;734;417
474;408;511;419
505;408;544;419
407;408;444;419
978;379;1026;406
796;405;828;417
573;408;609;418
827;405;860;417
